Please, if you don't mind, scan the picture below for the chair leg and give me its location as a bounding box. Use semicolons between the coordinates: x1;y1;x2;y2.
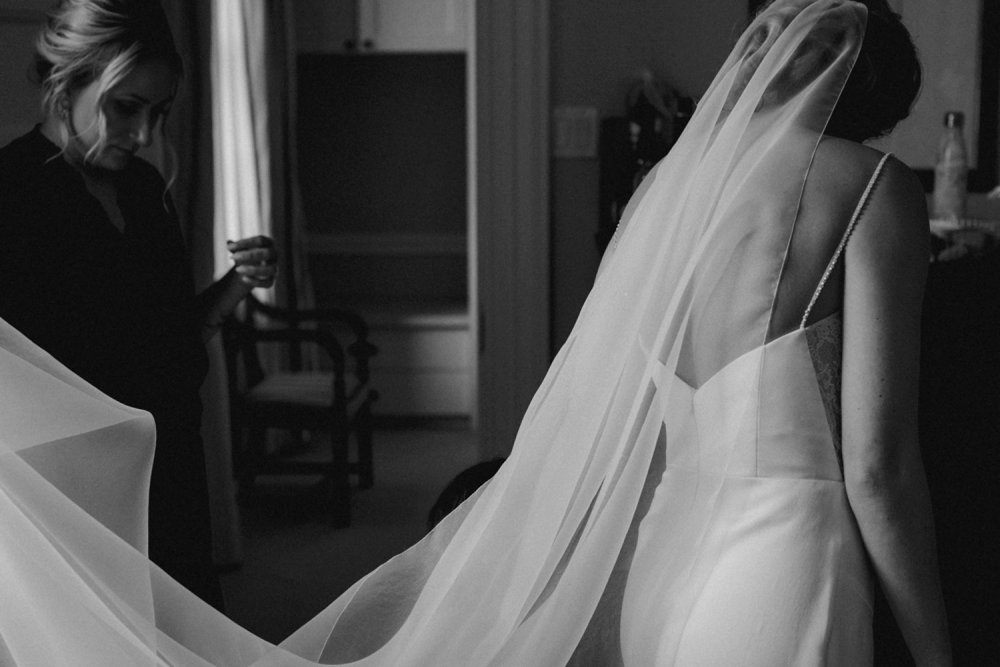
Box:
330;429;351;528
231;422;245;475
355;398;375;489
238;426;265;503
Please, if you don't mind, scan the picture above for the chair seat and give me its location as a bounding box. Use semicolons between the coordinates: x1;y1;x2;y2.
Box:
247;372;361;408
222;295;379;526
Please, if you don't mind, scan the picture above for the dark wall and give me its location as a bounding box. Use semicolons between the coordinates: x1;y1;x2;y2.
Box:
296;53;467;237
296;53;467;305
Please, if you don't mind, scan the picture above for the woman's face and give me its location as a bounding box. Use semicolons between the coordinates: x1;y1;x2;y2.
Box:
68;59;176;171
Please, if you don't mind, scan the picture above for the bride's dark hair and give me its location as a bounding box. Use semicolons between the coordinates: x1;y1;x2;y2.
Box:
824;0;921;142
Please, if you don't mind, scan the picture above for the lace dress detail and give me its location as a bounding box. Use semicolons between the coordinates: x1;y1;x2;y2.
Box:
796;154;890;474
805;312;843;469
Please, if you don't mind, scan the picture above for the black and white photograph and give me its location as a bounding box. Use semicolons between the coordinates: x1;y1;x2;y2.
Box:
0;1;997;664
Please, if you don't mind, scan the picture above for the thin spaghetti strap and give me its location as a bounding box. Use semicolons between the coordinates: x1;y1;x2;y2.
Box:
800;152;893;328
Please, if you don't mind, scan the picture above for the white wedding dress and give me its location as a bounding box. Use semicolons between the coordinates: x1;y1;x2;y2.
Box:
0;2;883;664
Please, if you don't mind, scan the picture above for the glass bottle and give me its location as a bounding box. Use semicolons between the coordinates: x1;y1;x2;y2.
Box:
932;111;968;220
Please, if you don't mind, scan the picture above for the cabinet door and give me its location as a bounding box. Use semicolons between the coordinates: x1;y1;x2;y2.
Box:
293;0;357;53
358;0;467;52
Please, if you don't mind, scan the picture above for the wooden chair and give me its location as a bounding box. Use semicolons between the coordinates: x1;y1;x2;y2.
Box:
222;295;378;527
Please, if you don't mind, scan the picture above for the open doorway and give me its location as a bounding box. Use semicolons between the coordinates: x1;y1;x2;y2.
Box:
291;0;551;455
292;0;478;425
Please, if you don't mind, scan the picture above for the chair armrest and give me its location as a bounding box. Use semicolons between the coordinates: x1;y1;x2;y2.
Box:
246;326;348;377
223;316;350;381
247;295;370;340
246;295;378;382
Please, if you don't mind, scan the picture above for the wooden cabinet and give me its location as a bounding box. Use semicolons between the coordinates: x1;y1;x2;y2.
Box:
362;305;474;416
359;0;467;52
292;1;356;53
293;0;467;53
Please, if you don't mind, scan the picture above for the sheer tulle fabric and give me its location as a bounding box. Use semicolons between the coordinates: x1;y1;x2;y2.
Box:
0;1;865;664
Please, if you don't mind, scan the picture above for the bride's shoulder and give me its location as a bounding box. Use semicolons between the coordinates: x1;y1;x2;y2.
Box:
821;138;929;270
814;136;885;178
812;136;923;212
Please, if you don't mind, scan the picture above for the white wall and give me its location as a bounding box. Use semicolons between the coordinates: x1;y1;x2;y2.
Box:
549;0;748;350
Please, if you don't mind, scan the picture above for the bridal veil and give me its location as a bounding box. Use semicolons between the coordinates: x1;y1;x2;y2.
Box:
0;1;866;664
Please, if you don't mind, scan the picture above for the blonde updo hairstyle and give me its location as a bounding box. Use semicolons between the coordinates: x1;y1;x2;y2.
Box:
34;0;182;165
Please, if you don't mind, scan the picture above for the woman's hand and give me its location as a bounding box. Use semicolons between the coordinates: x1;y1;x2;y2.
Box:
227;236;278;288
197;236;280;341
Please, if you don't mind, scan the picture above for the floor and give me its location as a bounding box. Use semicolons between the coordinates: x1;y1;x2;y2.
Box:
220;422;481;644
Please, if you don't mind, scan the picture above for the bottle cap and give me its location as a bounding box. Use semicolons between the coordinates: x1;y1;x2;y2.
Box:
944;111;964;128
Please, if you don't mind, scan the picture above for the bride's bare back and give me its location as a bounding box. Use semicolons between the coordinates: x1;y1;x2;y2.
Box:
770;136;893;338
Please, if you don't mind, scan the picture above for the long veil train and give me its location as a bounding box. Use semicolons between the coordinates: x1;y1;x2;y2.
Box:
0;1;866;664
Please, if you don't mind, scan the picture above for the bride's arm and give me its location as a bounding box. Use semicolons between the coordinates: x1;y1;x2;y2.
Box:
841;157;951;666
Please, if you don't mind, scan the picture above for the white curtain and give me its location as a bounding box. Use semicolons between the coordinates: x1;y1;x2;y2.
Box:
205;1;307;565
212;0;273;288
204;0;276;567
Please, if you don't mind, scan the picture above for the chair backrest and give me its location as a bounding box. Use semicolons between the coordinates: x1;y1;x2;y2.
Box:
220;296;377;396
239;295;377;383
246;296;306;372
220;306;266;397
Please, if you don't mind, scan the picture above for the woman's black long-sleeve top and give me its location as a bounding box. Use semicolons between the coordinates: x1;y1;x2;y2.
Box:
0;126;221;607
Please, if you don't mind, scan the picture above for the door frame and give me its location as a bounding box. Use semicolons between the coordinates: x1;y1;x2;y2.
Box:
473;0;550;458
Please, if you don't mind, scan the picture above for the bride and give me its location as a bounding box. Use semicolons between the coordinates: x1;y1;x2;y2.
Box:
0;0;950;664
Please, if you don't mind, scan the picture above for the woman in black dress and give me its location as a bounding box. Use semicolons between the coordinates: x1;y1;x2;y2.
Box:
0;0;276;610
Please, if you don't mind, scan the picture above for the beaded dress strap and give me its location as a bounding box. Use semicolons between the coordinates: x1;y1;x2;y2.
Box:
800;152;892;328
